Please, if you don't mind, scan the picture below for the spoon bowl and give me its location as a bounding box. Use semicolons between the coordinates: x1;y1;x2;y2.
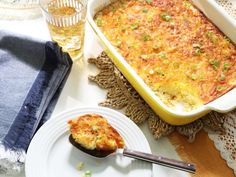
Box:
69;135;196;173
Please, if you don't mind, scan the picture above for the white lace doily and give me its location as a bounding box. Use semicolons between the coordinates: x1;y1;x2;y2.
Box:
207;1;236;175
207;110;236;175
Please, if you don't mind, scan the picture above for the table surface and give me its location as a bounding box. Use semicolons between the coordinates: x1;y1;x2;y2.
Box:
0;17;233;177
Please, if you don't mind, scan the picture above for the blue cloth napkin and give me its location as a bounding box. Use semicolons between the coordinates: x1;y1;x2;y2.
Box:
0;31;72;175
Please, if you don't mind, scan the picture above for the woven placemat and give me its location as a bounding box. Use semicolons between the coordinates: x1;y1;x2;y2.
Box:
88;52;229;142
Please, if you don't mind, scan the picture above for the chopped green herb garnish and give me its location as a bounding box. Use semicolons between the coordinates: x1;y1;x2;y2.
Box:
205;31;213;38
142;34;151;41
147;16;153;22
216;86;225;92
209;60;220;70
191;64;198;70
146;0;152;4
170;22;175;26
77;162;84;171
200;76;207;81
142;9;148;13
205;31;218;43
194;48;203;56
131;22;139;30
160;12;172;22
191;73;197;80
159;53;166;58
96;17;102;27
223;62;230;71
219;73;225;81
113;41;122;47
83;170;92;177
183;1;192;8
111;6;116;13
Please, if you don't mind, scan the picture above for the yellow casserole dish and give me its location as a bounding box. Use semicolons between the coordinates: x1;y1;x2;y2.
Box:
87;0;236;125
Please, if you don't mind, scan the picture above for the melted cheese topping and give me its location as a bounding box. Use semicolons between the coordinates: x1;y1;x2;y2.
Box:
94;0;236;111
68;114;125;150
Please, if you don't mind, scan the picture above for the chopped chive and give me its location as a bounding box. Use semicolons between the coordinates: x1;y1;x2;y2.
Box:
205;31;213;38
183;1;192;8
142;34;151;41
131;22;139;30
160;12;172;22
223;62;230;71
111;6;117;13
200;76;207;81
191;73;197;80
170;22;175;26
216;86;225;92
159;53;166;58
113;41;122;47
205;31;218;43
146;0;152;4
77;162;84;171
96;17;102;27
147;16;153;22
83;170;92;177
209;60;220;70
194;48;203;56
142;9;148;13
219;73;225;81
191;64;198;70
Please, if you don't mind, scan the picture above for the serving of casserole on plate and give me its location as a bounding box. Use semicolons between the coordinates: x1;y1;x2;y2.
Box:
87;0;236;125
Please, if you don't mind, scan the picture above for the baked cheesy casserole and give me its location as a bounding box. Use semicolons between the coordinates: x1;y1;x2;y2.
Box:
94;0;236;111
68;114;125;151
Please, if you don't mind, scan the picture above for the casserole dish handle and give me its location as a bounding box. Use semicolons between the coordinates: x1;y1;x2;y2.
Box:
207;89;236;113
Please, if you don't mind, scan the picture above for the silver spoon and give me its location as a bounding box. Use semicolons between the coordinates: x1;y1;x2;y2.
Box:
69;135;196;173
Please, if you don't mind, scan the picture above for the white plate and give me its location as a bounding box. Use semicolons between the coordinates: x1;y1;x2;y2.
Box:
25;106;153;177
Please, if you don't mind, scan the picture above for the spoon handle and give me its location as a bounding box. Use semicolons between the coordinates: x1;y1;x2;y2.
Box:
123;149;196;173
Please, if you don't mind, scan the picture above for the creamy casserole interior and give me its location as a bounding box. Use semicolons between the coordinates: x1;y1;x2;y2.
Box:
68;114;125;151
94;0;236;111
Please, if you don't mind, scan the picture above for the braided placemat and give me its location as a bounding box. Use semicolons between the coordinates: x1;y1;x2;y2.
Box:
88;52;227;142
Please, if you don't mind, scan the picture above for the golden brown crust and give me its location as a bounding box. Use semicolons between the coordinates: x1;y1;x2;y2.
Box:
68;114;125;151
94;0;236;111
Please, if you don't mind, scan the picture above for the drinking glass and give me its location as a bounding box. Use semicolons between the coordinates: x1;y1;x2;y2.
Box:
40;0;87;60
